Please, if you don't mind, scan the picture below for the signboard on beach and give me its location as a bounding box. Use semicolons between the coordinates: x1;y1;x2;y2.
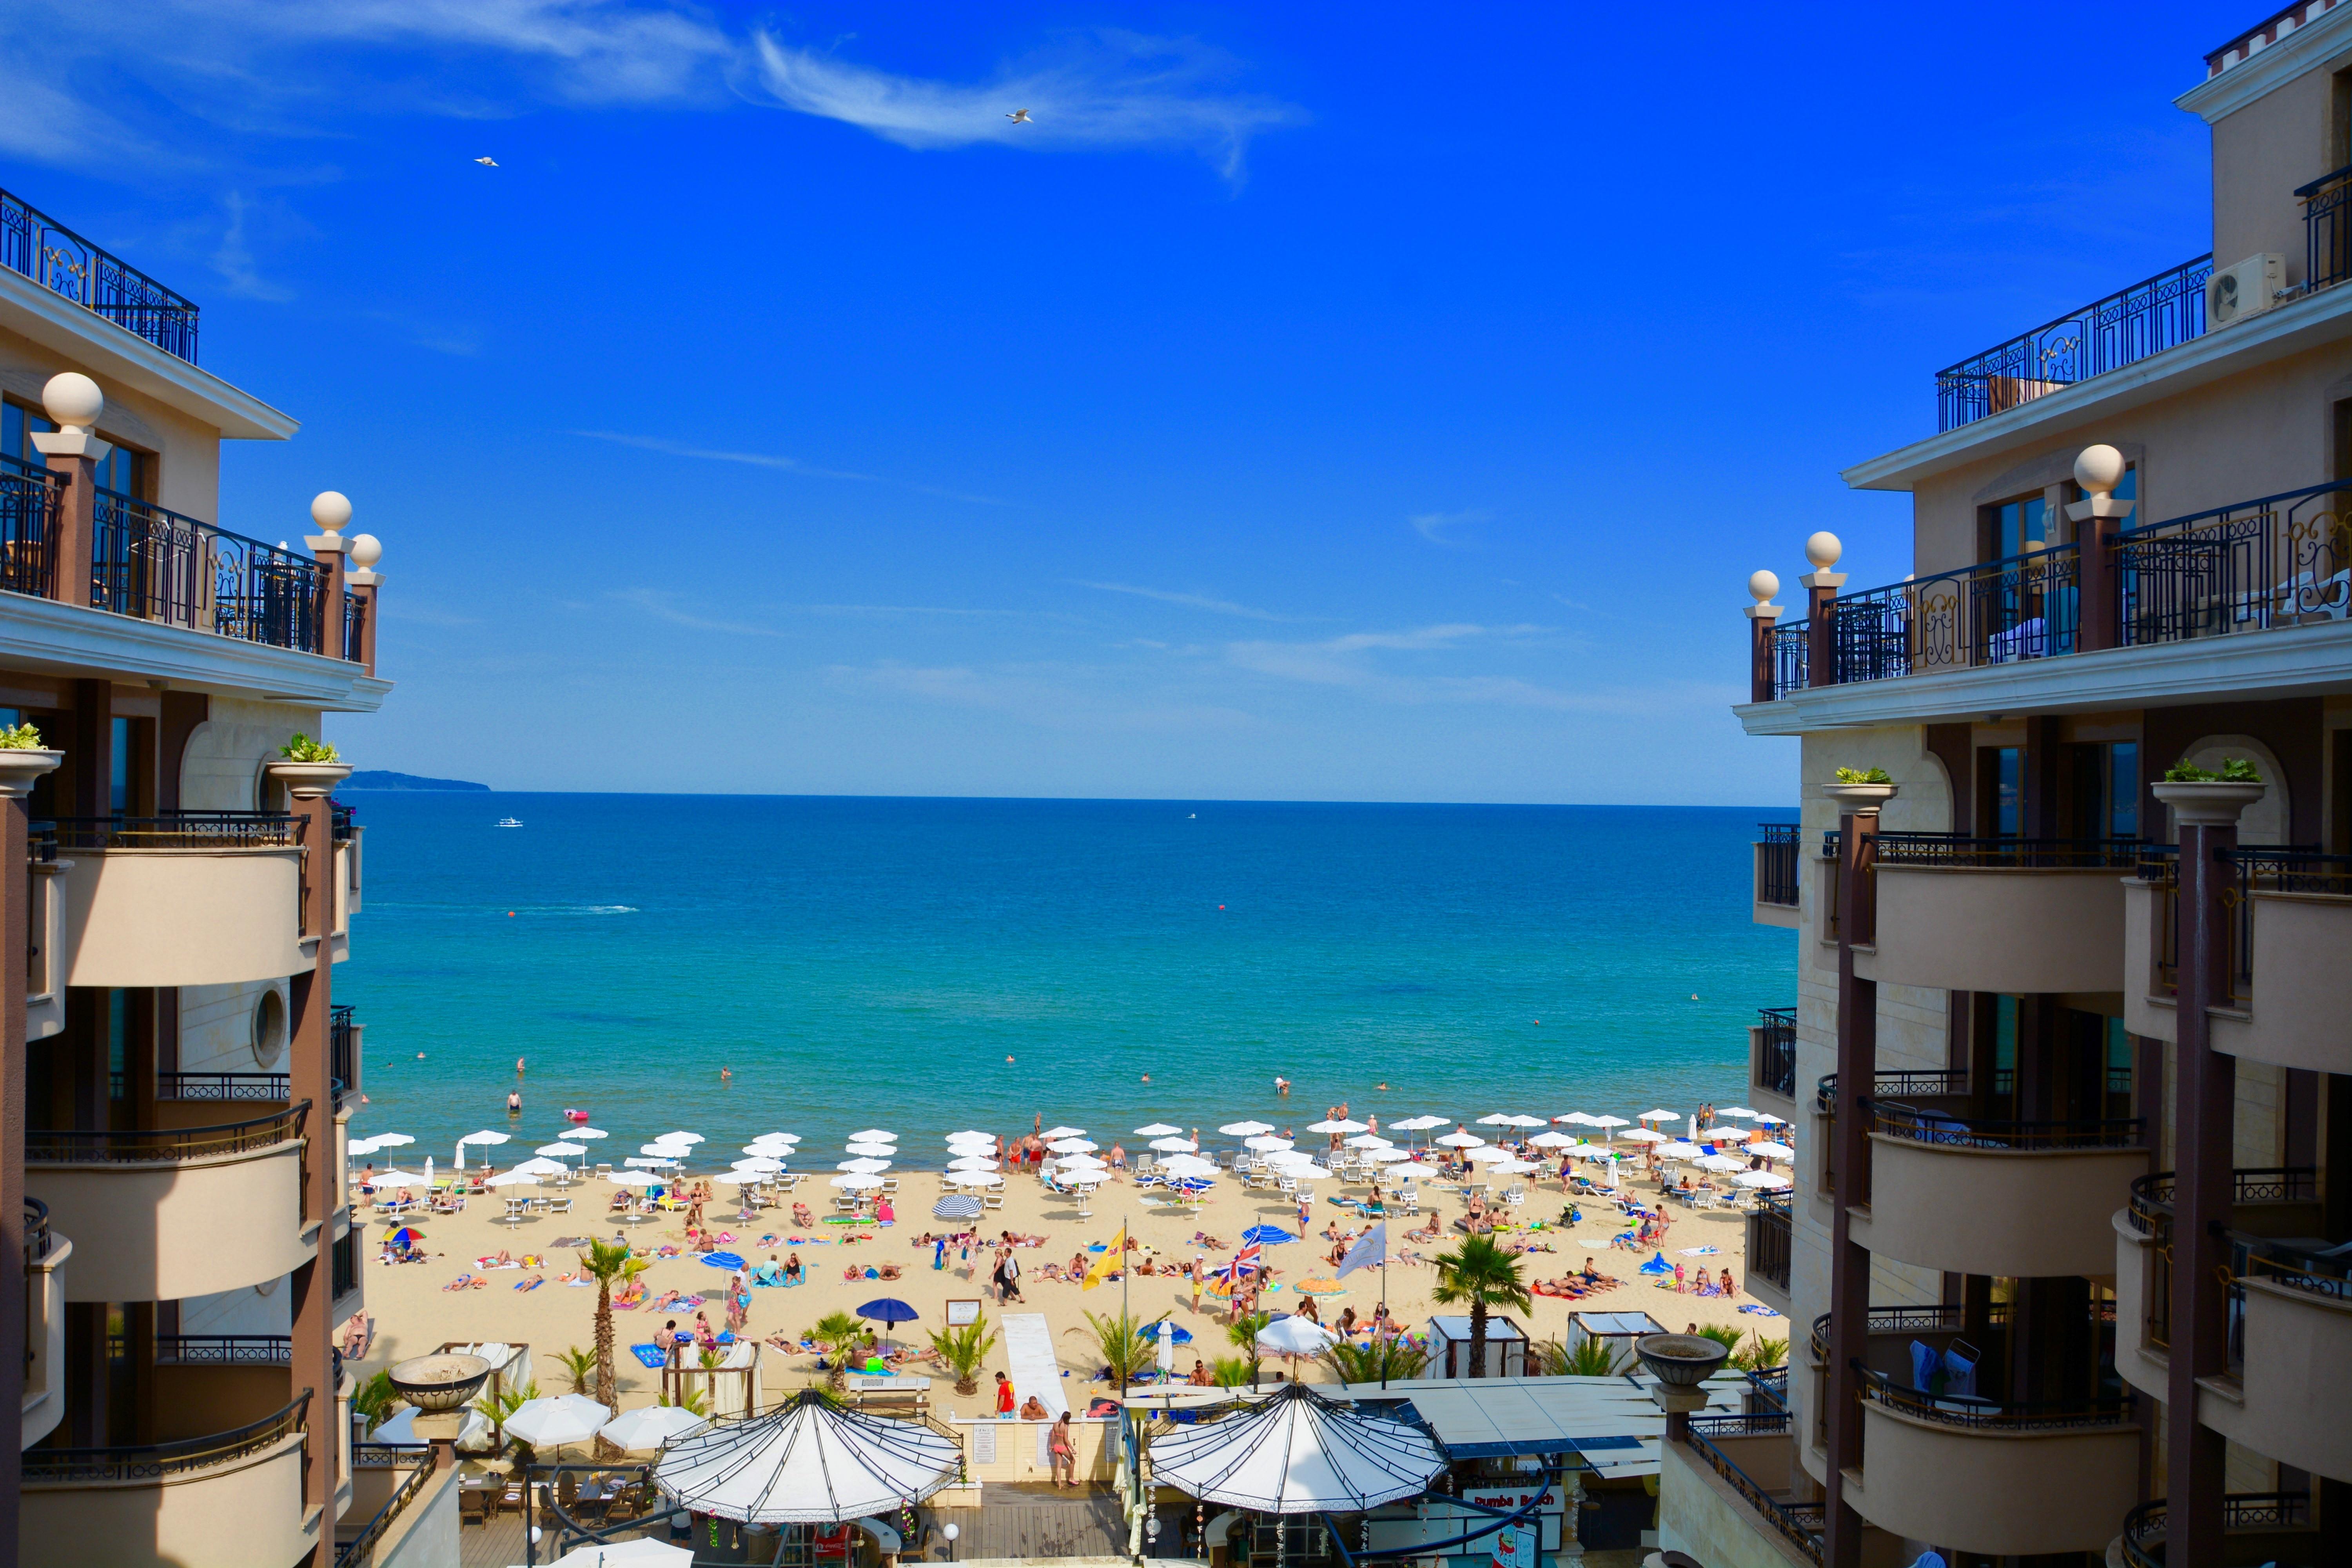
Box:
945;1299;983;1326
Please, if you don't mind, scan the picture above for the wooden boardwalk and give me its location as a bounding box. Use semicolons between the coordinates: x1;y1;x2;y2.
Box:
931;1484;1128;1561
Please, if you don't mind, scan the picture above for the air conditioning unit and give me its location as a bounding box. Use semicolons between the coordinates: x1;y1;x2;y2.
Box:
2208;253;2285;326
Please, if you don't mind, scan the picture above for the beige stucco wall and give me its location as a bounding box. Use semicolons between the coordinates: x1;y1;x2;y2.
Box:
2239;892;2352;1073
2211;49;2345;290
1855;1137;2147;1279
22;1432;311;1568
0;324;224;521
180;697;328;813
29;1139;309;1301
1850;1403;2138;1557
21;1233;70;1450
180;979;292;1073
1865;868;2125;993
62;848;303;988
2233;1280;2352;1482
1655;1435;1819;1568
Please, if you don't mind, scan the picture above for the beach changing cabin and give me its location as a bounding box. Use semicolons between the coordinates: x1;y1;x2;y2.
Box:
1426;1315;1529;1378
1564;1311;1664;1374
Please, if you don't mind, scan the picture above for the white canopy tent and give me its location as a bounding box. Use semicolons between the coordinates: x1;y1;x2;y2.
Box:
654;1390;963;1523
1147;1383;1445;1514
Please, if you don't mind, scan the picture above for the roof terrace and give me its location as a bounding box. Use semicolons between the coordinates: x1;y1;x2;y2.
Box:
1;184;199;364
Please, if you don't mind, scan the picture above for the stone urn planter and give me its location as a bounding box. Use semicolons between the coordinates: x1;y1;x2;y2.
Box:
1821;781;1897;809
0;749;62;800
2151;779;2266;828
265;760;352;800
1634;1332;1731;1387
387;1352;492;1412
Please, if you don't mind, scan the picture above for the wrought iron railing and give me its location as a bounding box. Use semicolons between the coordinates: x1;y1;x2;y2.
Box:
2141;844;2350;1000
332;1003;357;1099
89;486;342;655
1935;256;2209;430
2127;1168;2324;1350
1809;1303;2010;1365
1871;832;2143;869
1854;1363;2130;1431
1771;618;1809;698
2119;1491;2311;1568
28;1101;307;1163
1754;1005;1796;1097
333;1230;360;1301
138;1335;294;1365
0;186;200;363
156;1073;290;1101
336;1448;435;1568
1746;1365;1788;1410
1747;1191;1791;1296
2302;161;2352;294
0;451;59;600
1682;1413;1821;1564
1830;543;2081;684
24;1196;50;1269
1816;1070;1970;1114
1755;826;1800;907
2116;479;2352;646
1864;1097;2141;1151
22;1392;307;1483
343;588;368;662
44;811;301;850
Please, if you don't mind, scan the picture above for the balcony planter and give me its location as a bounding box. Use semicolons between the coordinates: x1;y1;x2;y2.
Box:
1635;1332;1731;1386
265;760;352;800
387;1352;491;1412
1822;782;1897;809
2151;779;2265;828
0;748;62;799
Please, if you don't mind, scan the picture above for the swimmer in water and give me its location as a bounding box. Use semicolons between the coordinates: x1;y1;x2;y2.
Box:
506;1090;522;1114
1274;1077;1291;1096
720;1067;731;1082
516;1056;526;1075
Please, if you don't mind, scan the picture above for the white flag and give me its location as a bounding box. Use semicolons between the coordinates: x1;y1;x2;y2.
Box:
1338;1222;1386;1278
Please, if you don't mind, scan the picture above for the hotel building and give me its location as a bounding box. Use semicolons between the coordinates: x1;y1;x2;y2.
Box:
0;183;421;1565
1661;6;2352;1566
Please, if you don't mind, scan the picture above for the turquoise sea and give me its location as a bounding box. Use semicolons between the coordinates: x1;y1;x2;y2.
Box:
339;796;1797;1165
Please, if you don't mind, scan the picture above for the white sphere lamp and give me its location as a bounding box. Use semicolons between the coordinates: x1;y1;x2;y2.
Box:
2074;445;2125;495
41;373;103;432
348;534;382;570
1804;532;1843;572
1748;570;1780;605
310;491;353;533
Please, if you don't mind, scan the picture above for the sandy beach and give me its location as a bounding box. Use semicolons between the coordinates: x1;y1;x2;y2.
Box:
353;1157;1784;1419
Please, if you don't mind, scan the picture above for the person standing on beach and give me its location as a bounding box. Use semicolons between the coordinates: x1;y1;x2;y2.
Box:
1191;1258;1205;1316
1002;1248;1023;1303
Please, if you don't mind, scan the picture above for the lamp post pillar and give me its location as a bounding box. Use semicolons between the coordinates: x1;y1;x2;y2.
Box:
1746;572;1782;702
1801;533;1844;689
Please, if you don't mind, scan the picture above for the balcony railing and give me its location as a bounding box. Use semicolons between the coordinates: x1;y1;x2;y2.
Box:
1747;1190;1791;1295
2139;844;2352;1000
2301;161;2352;294
1756;825;1800;907
1853;1363;2131;1431
2115;479;2352;646
1826;543;2080;689
105;1334;293;1366
28;1101;307;1163
1864;1098;2142;1152
0;452;59;600
2119;1491;2311;1568
44;811;301;850
1682;1413;1822;1566
1810;1303;2011;1365
1771;618;1808;695
337;1450;436;1568
332;1003;357;1101
1872;832;2145;869
23;1392;307;1484
1935;255;2210;430
2129;1167;2344;1357
0;186;200;363
89;486;365;659
1754;1005;1796;1097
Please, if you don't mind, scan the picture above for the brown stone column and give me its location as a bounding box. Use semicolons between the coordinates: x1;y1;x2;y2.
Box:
279;760;349;1553
346;534;383;677
304;494;350;663
2163;786;2253;1568
0;748;60;1568
2065;444;2136;654
1745;574;1783;702
28;376;106;610
1823;793;1882;1568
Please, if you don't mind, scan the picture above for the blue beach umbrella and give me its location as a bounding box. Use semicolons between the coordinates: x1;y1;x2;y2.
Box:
857;1298;919;1327
1241;1225;1297;1246
701;1251;746;1269
933;1196;983;1221
1136;1321;1194;1346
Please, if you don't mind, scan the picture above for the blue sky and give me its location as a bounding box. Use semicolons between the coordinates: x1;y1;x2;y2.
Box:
2;2;2223;801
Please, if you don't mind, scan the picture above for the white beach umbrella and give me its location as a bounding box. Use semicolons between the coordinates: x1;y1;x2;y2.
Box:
1553;1112;1597;1126
1588;1115;1630;1130
1619;1128;1669;1144
1344;1134;1393;1149
1434;1131;1485;1149
1245;1136;1295;1152
1636;1109;1679;1123
1040;1125;1086;1140
1388;1116;1448;1132
1474;1113;1516;1127
370;1169;430;1186
1365;1146;1414;1163
609;1170;662;1187
1219;1121;1276;1137
945;1129;993;1143
1752;1113;1788;1127
455;1129;509;1171
347;1136;382;1157
844;1142;895;1158
1463;1145;1515;1163
662;1131;708;1144
568;1127;611;1140
1736;1170;1793;1189
537;1142;587;1157
947;1156;998;1171
1525;1131;1578;1149
1749;1142;1795;1161
1057;1155;1109;1172
1655;1141;1700;1160
508;1156;568;1176
709;1172;760;1188
1049;1138;1098;1154
1256;1316;1339;1356
369;1132;416;1147
1149;1383;1443;1513
1504;1113;1548;1128
946;1171;1002;1188
1306;1119;1367;1134
838;1158;891;1174
546;1537;693;1568
1694;1154;1748;1173
1149;1137;1198;1153
830;1173;884;1190
641;1142;689;1157
653;1390;963;1524
732;1157;785;1174
1487;1158;1539;1176
1158;1155;1219;1179
482;1169;542;1188
600;1403;710;1452
848;1129;897;1143
624;1155;679;1169
505;1394;613;1451
1720;1107;1760;1119
1134;1123;1183;1137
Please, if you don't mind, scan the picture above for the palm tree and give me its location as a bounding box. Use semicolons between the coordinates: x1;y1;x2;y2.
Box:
1208;1356;1256;1388
1429;1235;1530;1377
578;1239;649;1410
352;1370;403;1436
811;1312;869;1391
1726;1331;1789;1372
1065;1308;1153;1388
1319;1338;1429;1385
929;1315;1000;1397
1225;1310;1271;1386
1534;1336;1624;1377
554;1345;597;1396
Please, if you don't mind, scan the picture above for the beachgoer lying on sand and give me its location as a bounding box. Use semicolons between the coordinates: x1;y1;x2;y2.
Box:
443;1274;482;1292
515;1275;545;1292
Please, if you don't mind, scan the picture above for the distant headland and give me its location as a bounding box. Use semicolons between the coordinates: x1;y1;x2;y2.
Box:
339;770;490;791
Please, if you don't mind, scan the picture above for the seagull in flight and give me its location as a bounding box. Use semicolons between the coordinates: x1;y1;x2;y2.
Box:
474;156;499;167
1005;109;1033;124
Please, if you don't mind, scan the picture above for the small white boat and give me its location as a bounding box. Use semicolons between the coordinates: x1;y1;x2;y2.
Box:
495;817;524;828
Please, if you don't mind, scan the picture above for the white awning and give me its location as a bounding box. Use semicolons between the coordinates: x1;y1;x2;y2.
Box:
1147;1384;1443;1514
653;1390;962;1523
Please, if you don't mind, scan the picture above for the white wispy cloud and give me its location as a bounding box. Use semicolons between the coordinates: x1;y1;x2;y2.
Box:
831;660;1261;733
572;431;1005;505
1071;581;1295;621
1409;508;1487;545
748;29;1305;181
